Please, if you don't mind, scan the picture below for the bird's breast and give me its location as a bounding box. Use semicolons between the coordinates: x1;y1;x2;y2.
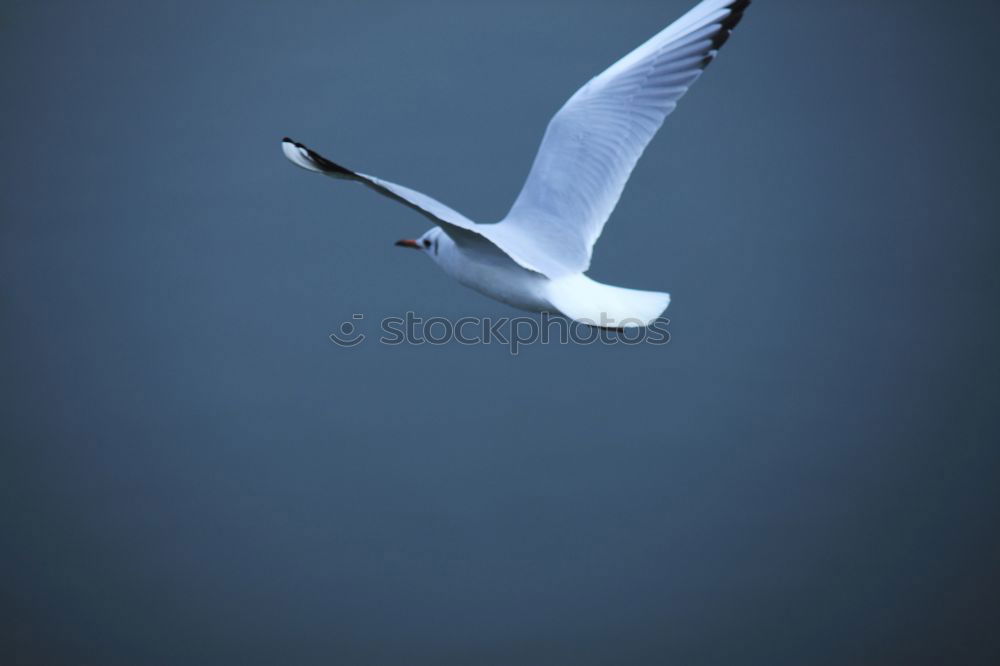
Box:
438;245;551;313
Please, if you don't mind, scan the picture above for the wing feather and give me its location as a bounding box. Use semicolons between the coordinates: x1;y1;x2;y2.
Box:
282;138;493;251
496;0;751;277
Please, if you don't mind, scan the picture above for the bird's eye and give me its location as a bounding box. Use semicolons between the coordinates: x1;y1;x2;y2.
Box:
423;239;432;248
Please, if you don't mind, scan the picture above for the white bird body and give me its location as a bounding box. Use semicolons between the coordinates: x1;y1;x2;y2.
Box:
283;0;749;328
423;226;671;326
427;228;552;314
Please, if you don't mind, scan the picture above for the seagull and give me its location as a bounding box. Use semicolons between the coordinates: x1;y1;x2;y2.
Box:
283;0;750;328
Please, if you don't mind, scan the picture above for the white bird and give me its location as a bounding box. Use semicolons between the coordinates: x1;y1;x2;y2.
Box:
284;0;749;328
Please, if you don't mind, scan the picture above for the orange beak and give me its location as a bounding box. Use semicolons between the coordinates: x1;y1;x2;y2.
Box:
395;239;421;250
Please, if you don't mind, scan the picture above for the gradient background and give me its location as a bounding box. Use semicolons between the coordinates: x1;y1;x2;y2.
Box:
3;1;999;664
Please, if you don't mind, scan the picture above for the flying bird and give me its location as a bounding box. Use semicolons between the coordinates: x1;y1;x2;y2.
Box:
283;0;749;328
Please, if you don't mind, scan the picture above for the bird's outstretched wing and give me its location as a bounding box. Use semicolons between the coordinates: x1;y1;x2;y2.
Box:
283;138;561;273
283;138;493;250
492;0;750;277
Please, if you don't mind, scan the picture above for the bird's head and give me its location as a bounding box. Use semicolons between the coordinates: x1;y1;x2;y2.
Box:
395;228;444;260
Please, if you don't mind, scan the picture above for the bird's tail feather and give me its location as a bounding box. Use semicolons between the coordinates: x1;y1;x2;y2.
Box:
546;274;670;328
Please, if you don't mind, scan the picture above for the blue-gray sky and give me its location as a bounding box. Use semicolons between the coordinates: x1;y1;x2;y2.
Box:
2;1;999;664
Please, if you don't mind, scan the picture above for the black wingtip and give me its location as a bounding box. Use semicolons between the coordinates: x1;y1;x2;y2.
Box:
721;0;750;31
711;29;732;50
299;143;355;178
699;0;751;70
